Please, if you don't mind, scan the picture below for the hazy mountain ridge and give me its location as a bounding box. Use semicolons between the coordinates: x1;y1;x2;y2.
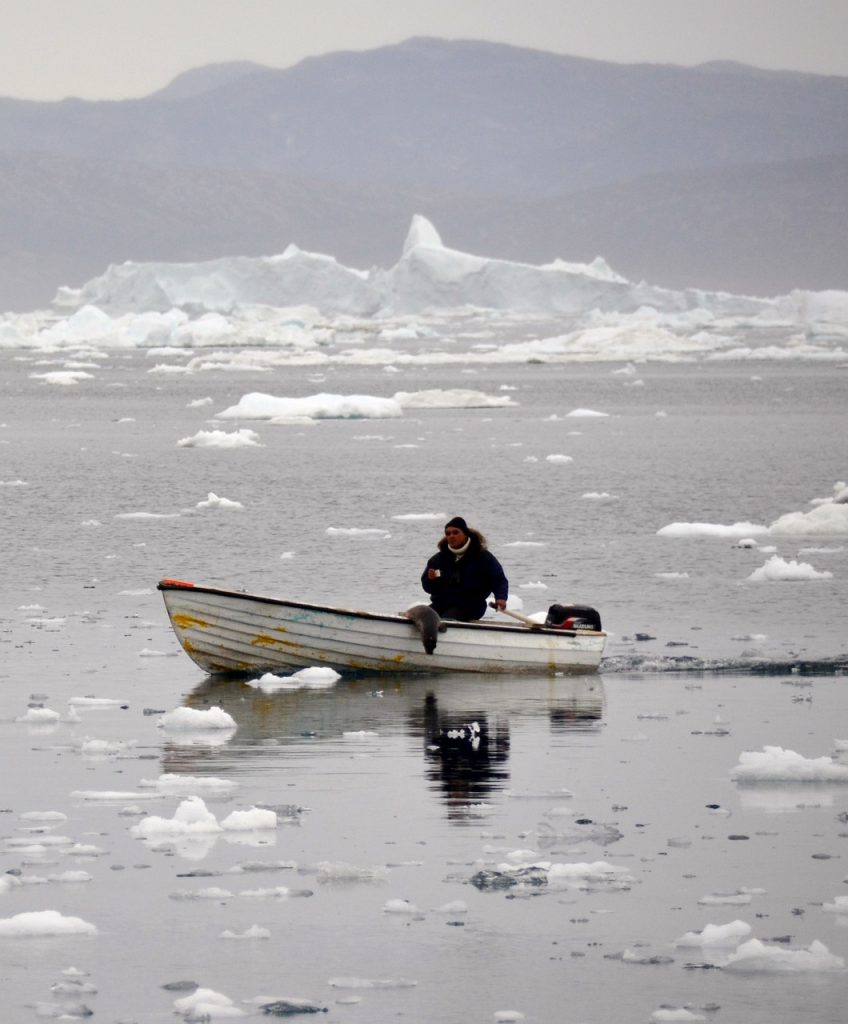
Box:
1;37;846;311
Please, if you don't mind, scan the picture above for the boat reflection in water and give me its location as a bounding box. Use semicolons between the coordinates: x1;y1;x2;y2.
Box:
413;692;511;823
161;671;605;819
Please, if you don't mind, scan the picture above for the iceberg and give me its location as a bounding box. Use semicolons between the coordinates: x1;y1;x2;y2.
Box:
57;214;771;320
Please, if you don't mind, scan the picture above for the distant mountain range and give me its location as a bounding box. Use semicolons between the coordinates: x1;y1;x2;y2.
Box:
2;37;846;311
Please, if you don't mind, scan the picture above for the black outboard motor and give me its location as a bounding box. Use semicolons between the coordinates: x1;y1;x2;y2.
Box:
544;603;602;631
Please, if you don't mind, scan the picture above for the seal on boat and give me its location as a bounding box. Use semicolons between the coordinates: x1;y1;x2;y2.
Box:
401;604;447;654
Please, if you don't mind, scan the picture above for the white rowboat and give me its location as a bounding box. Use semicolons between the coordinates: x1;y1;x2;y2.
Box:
158;579;606;676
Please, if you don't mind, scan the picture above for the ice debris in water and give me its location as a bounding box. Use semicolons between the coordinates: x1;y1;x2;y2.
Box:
139;773;238;795
383;898;420;914
0;910;97;936
195;492;244;510
731;746;848;783
471;859;632;891
328;977;417;989
132;797;277;838
246;666;341;693
675;920;752;948
259;998;328;1016
15;706;60;723
219;925;271;940
177;428;262;448
746;554;832;582
724;938;844;972
158;706;237;731
173;986;244;1019
316;861;390;883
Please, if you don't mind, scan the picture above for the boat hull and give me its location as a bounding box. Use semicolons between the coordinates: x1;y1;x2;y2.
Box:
158;580;606;676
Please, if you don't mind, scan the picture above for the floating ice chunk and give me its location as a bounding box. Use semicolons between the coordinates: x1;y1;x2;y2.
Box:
518;581;548;590
246;666;341;693
221;807;277;831
173;987;244;1019
219;925;271;939
47;871;92;883
0;910;97;936
140;773;237;795
20;810;67;822
30;370;94;386
220;391;402;421
317;862;390;883
342;730;379;739
328;976;418;989
582;491;617;500
698;891;752;905
159;707;237;731
16;707;60;723
770;501;848;535
545;860;632;888
731;745;848;782
566;408;608;417
326;526;390;538
195;492;244;510
390;512;447;521
177;428;261;448
68;696;126;707
131;796;223;837
675;920;752;948
171;887;233;901
393;388;515;409
657;521;769;539
71;789;161;801
238;886;289;898
115;510;181;520
434;900;468;914
494;1012;526;1022
188;396;213;407
545;453;573;463
383;898;419;914
654;571;689;579
823;896;848;914
79;737;135;756
724;937;844;972
746;554;832;581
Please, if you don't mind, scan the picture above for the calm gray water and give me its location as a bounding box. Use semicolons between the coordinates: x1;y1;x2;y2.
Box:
2;350;847;1022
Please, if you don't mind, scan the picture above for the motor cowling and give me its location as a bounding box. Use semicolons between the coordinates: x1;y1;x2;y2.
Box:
544;603;602;631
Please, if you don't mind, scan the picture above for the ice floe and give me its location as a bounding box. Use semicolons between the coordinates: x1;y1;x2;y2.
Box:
0;910;97;936
731;745;848;783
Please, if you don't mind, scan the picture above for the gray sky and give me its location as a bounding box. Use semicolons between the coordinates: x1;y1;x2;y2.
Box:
3;0;847;101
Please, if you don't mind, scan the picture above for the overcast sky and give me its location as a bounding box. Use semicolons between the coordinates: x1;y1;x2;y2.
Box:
3;0;847;101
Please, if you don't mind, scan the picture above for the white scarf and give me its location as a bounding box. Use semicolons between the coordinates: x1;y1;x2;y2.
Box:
449;537;471;559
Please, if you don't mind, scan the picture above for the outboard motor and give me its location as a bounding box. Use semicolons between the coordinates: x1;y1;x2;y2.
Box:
544;603;602;631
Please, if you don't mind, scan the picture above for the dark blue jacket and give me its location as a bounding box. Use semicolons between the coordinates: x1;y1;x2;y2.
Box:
421;535;509;621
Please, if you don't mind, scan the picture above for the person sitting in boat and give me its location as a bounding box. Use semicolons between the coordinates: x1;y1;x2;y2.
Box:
421;516;508;621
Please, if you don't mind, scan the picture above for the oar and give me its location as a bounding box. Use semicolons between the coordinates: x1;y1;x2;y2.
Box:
489;602;543;630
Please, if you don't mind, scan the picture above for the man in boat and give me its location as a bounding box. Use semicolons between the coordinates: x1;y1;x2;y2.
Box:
421;516;508;621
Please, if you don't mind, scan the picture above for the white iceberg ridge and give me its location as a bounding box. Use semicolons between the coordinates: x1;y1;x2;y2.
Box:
4;215;846;366
57;215;764;319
